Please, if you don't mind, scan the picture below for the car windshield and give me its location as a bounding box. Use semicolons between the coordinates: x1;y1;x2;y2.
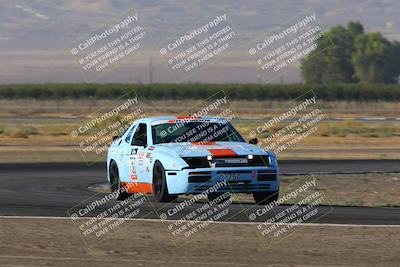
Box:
152;120;244;144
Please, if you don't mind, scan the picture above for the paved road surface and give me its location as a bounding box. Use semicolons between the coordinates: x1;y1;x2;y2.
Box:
0;160;399;225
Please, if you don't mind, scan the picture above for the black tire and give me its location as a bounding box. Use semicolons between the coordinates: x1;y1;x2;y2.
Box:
253;191;279;205
109;161;130;200
207;192;231;203
152;161;178;202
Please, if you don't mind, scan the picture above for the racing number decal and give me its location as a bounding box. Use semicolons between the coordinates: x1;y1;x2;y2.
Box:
129;149;138;181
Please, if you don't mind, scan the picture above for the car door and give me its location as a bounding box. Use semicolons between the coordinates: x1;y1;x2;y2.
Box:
119;123;138;182
127;123;148;184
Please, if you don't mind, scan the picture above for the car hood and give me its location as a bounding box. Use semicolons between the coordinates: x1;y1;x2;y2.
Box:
155;141;265;157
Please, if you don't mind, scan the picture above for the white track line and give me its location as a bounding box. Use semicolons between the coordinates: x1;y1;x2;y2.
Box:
0;215;399;228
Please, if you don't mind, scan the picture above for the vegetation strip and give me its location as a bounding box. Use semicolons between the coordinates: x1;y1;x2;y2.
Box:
1;83;400;101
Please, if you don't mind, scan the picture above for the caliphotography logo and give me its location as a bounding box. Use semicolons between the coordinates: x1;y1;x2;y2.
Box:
158;10;242;82
67;183;152;248
247;89;331;158
69;7;152;82
247;7;333;83
69;90;147;165
244;174;334;250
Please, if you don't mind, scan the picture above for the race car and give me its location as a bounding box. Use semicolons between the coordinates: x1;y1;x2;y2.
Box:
107;116;279;204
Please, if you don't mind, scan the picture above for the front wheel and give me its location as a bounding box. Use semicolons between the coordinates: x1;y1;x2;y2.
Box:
253;191;279;205
152;161;178;202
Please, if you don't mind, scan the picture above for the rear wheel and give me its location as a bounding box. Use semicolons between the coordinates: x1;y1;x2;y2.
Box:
152;161;178;202
253;191;279;205
109;161;130;200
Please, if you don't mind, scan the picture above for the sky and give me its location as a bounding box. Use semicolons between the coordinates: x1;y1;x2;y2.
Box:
0;0;399;84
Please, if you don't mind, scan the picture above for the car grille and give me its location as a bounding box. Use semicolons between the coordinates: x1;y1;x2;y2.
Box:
182;155;270;168
257;170;277;181
188;171;212;183
192;183;271;193
188;170;277;184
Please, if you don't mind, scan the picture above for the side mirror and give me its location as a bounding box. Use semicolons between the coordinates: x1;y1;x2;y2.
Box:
249;138;258;145
112;135;120;141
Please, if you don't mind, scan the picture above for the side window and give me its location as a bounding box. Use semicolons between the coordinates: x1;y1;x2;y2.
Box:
131;123;147;147
124;125;136;143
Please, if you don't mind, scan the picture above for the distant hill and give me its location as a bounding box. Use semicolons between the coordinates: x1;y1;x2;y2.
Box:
0;0;399;83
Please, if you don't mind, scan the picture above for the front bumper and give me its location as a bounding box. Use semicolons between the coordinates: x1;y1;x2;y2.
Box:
165;166;279;195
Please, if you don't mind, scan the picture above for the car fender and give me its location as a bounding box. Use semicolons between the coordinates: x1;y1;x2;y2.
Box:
106;141;123;182
150;146;188;171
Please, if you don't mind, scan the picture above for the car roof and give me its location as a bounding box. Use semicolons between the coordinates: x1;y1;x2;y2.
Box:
139;116;228;124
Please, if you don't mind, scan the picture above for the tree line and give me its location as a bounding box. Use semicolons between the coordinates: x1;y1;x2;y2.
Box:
1;83;399;101
301;21;400;84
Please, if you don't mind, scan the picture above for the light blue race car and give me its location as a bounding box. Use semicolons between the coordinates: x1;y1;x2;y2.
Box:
107;116;279;204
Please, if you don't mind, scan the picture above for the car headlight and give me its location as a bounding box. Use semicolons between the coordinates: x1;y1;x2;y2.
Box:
268;152;277;166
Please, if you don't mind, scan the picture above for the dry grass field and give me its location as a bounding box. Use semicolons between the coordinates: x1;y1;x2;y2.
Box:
0;99;399;162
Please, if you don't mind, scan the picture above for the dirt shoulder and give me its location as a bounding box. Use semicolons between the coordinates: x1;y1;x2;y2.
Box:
0;218;399;266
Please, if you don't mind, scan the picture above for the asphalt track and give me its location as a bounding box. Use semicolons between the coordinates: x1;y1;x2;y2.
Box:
0;160;399;225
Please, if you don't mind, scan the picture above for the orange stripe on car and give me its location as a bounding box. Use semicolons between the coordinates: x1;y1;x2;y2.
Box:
176;116;199;120
121;182;153;194
208;149;237;157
